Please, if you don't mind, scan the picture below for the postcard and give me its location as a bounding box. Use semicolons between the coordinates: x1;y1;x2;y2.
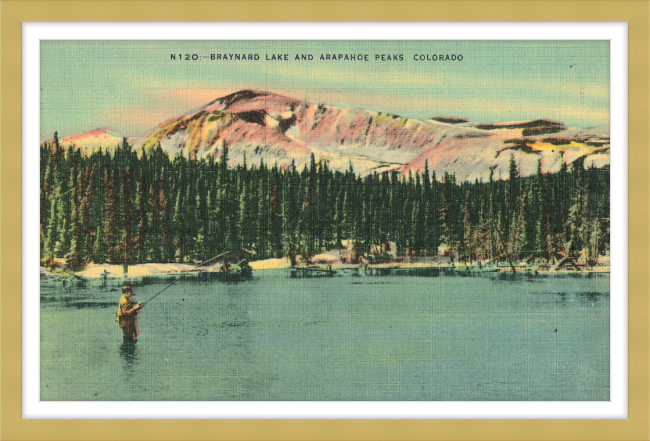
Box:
38;38;610;403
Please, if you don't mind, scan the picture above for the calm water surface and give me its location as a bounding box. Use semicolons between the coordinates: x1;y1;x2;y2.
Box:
41;271;609;401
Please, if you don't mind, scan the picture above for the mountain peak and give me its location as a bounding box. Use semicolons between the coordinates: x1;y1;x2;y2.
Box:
217;89;268;108
431;116;470;124
195;89;302;118
57;90;610;182
96;127;123;137
62;127;123;144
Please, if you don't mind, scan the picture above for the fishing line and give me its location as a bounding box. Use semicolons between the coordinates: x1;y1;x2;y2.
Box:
143;251;230;304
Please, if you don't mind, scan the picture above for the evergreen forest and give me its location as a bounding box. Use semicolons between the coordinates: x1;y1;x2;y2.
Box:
40;133;610;269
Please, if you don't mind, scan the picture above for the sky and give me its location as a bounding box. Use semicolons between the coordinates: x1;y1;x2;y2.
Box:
40;40;609;140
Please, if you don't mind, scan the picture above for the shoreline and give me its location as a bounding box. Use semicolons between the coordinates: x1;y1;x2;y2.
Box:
40;257;610;285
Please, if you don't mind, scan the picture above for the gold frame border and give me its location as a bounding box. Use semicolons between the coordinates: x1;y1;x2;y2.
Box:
2;1;648;440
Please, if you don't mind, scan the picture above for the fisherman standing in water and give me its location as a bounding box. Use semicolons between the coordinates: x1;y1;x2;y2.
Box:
116;284;145;342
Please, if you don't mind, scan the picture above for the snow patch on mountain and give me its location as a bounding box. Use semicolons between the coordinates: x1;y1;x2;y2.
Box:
55;90;610;181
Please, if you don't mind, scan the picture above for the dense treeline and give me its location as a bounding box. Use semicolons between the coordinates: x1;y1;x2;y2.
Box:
40;133;609;269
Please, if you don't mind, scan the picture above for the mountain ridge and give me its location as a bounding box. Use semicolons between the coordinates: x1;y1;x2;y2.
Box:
56;89;610;181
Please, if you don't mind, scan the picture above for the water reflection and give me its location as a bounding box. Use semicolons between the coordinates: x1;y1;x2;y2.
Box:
556;291;606;305
119;341;139;371
41;273;610;401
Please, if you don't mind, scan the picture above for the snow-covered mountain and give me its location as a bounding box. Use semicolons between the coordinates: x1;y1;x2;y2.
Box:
58;89;610;181
60;127;125;155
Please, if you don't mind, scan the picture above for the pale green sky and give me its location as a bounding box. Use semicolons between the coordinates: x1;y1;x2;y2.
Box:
41;40;609;140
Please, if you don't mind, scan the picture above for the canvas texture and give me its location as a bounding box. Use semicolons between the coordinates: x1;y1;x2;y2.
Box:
39;40;610;401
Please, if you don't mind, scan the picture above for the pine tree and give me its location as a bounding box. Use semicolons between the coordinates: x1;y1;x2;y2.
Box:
460;193;477;263
508;187;526;259
172;188;185;262
119;167;134;267
104;153;121;263
410;198;425;256
424;169;441;257
477;191;491;260
298;154;317;259
134;147;148;262
341;181;353;243
532;160;546;260
209;178;225;256
555;160;570;254
586;218;602;265
566;161;588;260
281;167;298;261
256;162;270;259
65;151;84;270
410;173;425;255
56;148;73;257
269;168;283;256
194;168;209;261
441;172;456;262
44;189;60;260
92;157;109;263
79;166;95;263
505;154;519;254
183;156;199;260
160;169;172;262
40;142;55;256
541;212;553;261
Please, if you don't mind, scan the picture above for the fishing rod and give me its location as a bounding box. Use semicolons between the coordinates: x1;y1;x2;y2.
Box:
50;183;84;198
60;186;78;196
143;250;230;304
44;185;78;199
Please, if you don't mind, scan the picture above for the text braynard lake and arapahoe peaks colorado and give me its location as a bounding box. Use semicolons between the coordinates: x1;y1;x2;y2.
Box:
170;52;464;62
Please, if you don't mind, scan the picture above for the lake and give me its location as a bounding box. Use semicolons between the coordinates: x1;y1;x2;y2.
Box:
41;270;610;401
